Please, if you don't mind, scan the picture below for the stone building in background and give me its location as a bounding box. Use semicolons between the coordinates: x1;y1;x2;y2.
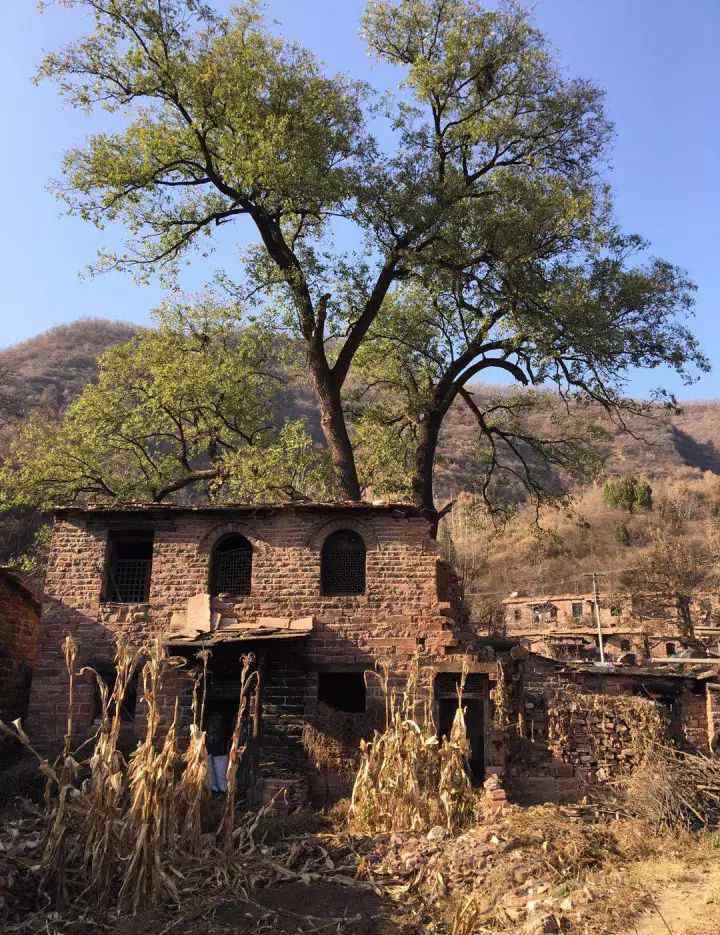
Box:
502;590;720;663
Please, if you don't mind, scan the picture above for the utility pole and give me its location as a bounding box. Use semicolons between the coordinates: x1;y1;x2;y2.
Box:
592;572;606;665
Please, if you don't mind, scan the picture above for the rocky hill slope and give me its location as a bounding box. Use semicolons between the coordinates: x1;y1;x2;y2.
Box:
0;319;139;426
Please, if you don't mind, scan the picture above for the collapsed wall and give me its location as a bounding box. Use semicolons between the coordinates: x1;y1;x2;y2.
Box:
504;652;714;802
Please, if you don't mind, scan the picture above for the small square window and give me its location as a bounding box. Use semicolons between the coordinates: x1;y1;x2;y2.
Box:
317;672;366;713
103;531;153;603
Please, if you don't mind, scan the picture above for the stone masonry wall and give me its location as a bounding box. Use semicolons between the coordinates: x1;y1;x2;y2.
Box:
508;653;712;802
27;505;465;753
0;571;40;729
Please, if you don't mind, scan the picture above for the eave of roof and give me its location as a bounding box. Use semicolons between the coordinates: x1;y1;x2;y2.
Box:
54;500;428;519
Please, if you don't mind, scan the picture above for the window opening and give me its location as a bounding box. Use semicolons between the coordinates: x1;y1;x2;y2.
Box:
92;666;138;722
571;602;583;619
620;639;631;652
513;607;522;621
666;642;676;656
211;535;252;595
317;672;366;713
321;530;366;596
103;532;153;603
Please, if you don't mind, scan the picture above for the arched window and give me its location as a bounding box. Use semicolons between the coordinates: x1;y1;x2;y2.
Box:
321;529;366;596
211;535;252;596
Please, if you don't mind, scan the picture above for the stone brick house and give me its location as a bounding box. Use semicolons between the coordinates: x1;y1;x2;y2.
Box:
27;503;720;805
27;502;508;801
0;567;41;738
503;590;720;663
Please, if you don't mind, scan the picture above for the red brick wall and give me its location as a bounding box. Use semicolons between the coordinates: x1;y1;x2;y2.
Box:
0;572;40;727
27;506;464;752
0;572;39;668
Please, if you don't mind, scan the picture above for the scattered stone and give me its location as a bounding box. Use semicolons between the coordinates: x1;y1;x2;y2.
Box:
426;825;446;841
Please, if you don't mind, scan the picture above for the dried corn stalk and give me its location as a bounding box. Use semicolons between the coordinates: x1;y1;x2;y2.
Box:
0;636;260;915
350;657;477;834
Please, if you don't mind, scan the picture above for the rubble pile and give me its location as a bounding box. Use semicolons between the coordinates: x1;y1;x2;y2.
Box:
364;804;632;931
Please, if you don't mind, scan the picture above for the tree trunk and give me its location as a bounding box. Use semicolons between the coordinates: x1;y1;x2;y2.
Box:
310;365;361;501
412;414;442;512
676;593;706;655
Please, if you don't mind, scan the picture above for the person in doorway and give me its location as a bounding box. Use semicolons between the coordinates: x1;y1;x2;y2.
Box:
206;711;229;794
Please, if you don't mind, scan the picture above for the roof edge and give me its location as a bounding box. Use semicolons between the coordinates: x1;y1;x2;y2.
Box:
54;500;430;519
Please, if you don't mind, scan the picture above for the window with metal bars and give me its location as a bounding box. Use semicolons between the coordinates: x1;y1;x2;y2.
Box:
321;529;366;596
102;532;153;603
211;535;252;595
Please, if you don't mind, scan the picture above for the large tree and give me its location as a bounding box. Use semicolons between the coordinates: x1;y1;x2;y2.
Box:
0;305;329;506
36;0;705;511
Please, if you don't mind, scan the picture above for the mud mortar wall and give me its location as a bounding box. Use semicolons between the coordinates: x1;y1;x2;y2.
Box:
508;654;712;802
27;507;467;753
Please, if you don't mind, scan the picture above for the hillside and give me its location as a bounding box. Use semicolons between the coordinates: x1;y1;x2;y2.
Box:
436;392;720;603
0;317;719;597
0;319;140;564
0;319;139;424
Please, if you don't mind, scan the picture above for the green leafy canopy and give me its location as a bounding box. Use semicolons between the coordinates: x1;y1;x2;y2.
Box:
0;302;331;507
25;0;708;511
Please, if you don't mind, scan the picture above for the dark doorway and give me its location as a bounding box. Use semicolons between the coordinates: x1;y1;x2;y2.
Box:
435;673;486;784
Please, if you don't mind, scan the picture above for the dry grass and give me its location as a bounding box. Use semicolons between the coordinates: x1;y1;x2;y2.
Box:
444;466;720;600
442;807;694;935
349;659;478;834
623;746;720;831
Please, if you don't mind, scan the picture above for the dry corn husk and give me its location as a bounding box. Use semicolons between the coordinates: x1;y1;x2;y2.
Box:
350;657;478;834
0;636;261;915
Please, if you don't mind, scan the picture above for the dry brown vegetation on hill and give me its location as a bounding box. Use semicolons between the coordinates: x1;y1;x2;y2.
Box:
443;467;720;609
0;319;139;423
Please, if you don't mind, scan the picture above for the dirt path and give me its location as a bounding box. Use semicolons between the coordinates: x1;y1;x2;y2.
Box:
629;859;720;935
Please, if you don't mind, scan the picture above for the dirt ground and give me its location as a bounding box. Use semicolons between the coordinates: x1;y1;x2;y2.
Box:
105;858;720;935
107;880;420;935
623;853;720;935
4;798;720;935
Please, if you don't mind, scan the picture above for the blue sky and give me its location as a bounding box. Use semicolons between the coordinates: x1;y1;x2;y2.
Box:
0;0;718;399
